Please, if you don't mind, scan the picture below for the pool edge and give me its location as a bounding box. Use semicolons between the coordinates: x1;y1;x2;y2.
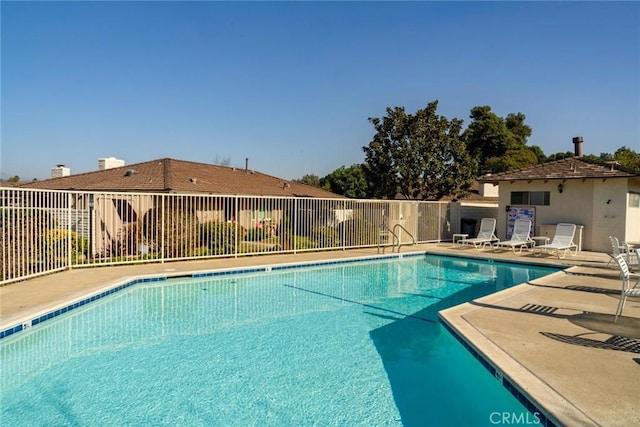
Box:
0;251;427;339
438;287;599;427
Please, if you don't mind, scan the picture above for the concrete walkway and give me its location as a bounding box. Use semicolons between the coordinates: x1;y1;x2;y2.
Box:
1;243;638;426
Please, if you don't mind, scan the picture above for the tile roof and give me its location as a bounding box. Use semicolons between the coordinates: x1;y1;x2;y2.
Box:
477;157;638;182
16;158;344;198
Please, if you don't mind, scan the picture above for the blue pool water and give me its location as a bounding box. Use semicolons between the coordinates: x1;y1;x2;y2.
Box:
1;254;559;426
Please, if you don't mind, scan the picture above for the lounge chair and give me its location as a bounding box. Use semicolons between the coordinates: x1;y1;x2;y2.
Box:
493;219;533;254
458;218;498;250
533;223;578;259
611;254;640;323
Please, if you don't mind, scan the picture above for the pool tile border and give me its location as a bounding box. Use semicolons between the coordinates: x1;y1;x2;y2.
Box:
0;275;167;339
0;252;426;340
0;251;558;341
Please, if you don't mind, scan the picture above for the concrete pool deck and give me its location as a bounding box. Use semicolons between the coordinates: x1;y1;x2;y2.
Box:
1;243;638;426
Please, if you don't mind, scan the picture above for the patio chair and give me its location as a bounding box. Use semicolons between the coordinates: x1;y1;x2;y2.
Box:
493;219;533;254
458;218;498;250
611;254;640;323
606;236;634;268
533;223;578;259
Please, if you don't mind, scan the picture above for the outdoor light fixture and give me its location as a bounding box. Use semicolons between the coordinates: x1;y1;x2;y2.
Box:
557;183;564;193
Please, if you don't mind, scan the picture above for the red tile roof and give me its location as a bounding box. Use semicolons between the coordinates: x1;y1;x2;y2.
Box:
477;157;638;182
17;158;343;198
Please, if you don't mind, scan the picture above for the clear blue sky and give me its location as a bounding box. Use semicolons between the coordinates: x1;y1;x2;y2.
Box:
2;1;639;181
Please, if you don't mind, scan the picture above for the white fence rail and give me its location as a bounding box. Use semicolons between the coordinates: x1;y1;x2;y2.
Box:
1;188;451;285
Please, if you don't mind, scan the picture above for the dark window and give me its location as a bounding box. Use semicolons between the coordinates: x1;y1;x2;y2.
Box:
510;191;550;206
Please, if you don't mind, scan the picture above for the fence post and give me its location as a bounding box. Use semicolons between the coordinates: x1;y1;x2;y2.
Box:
67;193;72;269
293;198;298;254
161;195;165;263
234;195;239;258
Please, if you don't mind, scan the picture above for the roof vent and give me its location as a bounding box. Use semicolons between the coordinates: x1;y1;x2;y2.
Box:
190;178;197;183
124;169;137;177
605;161;619;171
572;136;584;158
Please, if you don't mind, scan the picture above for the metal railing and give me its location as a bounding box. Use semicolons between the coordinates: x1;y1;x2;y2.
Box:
0;187;451;285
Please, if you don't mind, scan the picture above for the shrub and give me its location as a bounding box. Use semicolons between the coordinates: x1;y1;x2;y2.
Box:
142;206;199;258
1;209;57;280
245;227;266;242
190;246;211;257
200;221;245;256
311;226;340;249
48;229;89;264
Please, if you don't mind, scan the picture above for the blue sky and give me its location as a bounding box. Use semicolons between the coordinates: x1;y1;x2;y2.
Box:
2;1;639;181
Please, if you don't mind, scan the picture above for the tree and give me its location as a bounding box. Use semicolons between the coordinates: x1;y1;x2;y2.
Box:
321;164;370;198
213;155;231;167
8;176;20;183
363;100;476;200
293;174;321;188
486;148;537;173
464;106;535;173
527;145;547;164
613;146;640;173
547;151;575;161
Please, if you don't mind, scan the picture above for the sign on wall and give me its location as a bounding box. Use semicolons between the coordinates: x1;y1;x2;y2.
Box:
506;206;535;239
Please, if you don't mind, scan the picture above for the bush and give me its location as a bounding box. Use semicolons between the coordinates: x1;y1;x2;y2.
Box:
190;246;211;257
200;221;245;256
142;206;199;258
293;235;316;250
48;229;89;264
311;226;340;249
1;209;57;280
245;227;266;242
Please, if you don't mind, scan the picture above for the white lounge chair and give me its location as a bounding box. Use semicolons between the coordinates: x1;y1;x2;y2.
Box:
458;218;498;250
611;254;640;323
533;223;578;259
493;219;533;254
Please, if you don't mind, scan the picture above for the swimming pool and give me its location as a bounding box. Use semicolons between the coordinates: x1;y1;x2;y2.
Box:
1;253;559;426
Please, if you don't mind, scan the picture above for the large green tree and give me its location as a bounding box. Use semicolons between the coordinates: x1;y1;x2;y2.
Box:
363;100;476;200
321;164;370;198
464;106;535;174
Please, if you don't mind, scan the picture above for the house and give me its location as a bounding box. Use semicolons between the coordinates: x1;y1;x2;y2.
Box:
477;138;640;252
18;157;339;198
14;158;346;257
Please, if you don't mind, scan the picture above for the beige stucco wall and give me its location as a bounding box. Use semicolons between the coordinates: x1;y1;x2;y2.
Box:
626;179;640;243
497;178;638;253
591;178;629;252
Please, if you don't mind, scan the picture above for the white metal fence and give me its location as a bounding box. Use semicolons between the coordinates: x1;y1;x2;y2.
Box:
1;187;451;285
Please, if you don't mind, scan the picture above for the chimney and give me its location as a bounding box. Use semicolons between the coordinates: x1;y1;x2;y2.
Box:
245;157;249;173
572;136;584;158
99;157;125;170
51;165;70;178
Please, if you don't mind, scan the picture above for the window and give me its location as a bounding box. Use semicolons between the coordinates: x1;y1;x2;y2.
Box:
629;192;640;208
510;191;550;206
